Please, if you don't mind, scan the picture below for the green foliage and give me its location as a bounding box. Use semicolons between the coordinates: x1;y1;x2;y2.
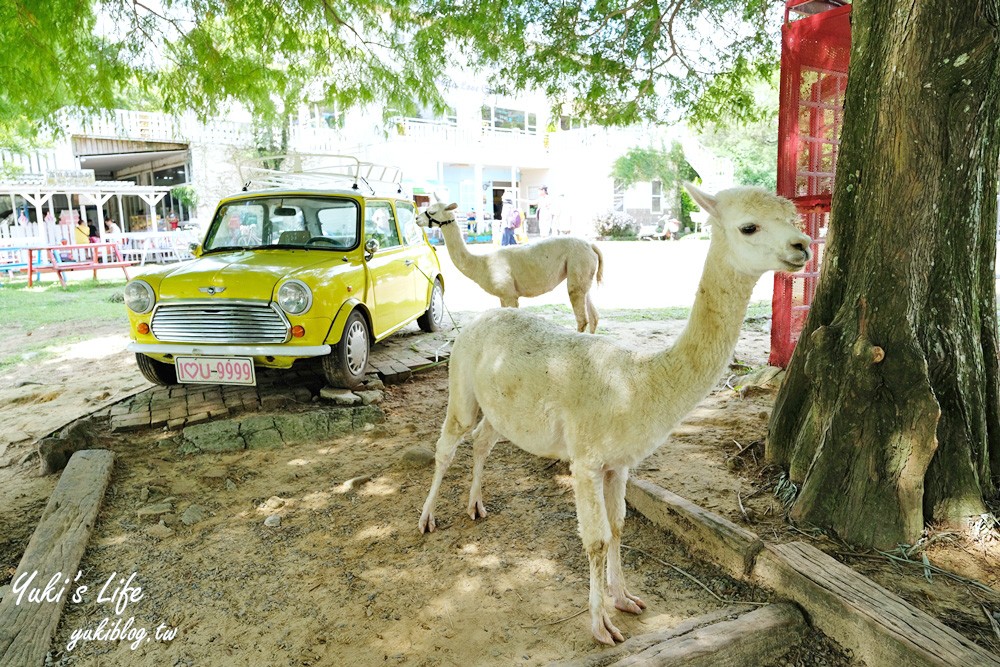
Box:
0;1;780;147
698;79;780;189
612;141;698;227
441;0;780;126
170;185;199;209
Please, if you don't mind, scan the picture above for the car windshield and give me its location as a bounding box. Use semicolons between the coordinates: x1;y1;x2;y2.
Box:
203;196;360;252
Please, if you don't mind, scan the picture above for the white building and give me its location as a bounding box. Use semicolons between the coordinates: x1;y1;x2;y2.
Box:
0;84;734;246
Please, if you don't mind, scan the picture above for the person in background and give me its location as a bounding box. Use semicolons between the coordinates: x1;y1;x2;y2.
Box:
500;196;518;246
537;186;551;237
74;217;91;245
104;216;121;235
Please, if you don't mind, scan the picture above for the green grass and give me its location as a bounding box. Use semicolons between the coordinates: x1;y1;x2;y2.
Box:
0;280;130;371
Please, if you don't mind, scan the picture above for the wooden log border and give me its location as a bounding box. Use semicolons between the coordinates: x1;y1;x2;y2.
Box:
625;476;1000;667
0;449;115;666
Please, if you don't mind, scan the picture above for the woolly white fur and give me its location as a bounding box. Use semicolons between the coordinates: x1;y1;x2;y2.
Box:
416;203;604;332
418;184;811;646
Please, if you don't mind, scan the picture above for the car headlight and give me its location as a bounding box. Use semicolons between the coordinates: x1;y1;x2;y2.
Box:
277;280;312;315
124;280;155;314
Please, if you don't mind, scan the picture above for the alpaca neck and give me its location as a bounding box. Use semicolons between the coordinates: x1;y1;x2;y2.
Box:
438;222;483;277
651;243;758;414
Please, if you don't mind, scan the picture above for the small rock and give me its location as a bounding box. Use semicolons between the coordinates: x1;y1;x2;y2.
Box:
139;487;150;503
181;505;209;526
363;375;386;391
319;387;362;406
225;478;237;491
355;390;384;406
264;514;281;527
261;496;285;510
398;446;435;469
146;522;174;539
136;501;174;518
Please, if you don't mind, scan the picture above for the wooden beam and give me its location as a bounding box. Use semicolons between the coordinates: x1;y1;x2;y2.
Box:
609;603;806;667
753;542;1000;667
552;606;747;667
0;450;115;666
625;477;763;578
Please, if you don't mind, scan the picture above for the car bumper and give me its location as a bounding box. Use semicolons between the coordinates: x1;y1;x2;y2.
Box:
127;342;332;357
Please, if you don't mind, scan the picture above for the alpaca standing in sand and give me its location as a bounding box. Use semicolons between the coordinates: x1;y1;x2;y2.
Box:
418;184;811;645
416;203;604;333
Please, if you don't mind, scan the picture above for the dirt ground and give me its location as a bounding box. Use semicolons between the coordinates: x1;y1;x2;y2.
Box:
1;310;998;666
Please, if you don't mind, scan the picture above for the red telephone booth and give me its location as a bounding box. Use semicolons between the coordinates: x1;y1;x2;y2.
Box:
769;0;852;367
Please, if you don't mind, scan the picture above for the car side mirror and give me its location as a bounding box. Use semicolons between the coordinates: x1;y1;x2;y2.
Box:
364;237;380;260
189;243;203;257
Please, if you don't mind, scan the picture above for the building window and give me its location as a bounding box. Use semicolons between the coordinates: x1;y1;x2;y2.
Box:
559;115;586;131
482;106;533;133
651;179;662;214
613;179;625;212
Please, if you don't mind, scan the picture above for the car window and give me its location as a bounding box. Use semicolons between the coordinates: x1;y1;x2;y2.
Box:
364;201;401;249
206;204;264;249
204;196;359;250
396;202;424;246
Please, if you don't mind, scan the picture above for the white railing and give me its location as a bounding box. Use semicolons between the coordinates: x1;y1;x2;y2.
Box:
105;230;200;266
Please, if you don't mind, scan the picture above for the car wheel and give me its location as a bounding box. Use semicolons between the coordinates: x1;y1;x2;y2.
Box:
322;310;370;389
417;278;445;332
135;353;178;386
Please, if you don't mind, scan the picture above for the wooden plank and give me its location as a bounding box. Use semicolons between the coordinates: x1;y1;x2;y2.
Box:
0;450;115;666
625;477;763;578
609;603;806;667
552;607;746;667
753;541;1000;667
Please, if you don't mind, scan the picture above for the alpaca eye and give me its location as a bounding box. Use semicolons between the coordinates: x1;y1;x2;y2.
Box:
739;224;759;235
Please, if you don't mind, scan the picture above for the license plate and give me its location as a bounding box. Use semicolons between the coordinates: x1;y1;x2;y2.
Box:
175;356;256;386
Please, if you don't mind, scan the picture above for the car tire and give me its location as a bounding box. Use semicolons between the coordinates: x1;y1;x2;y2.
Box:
323;310;370;389
417;278;445;332
135;353;178;386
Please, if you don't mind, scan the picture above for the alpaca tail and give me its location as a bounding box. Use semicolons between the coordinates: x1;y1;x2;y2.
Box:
591;243;604;285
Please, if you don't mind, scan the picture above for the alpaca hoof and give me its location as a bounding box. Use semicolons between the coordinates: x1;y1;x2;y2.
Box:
467;499;487;521
592;613;624;646
418;512;436;533
614;591;646;615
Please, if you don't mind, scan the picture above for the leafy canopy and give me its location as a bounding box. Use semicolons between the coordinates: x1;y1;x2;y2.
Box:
0;1;780;146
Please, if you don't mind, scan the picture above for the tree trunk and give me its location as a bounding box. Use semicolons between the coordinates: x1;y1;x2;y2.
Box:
768;1;1000;548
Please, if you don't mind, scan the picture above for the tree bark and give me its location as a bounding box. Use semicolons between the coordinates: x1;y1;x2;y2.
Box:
768;1;1000;548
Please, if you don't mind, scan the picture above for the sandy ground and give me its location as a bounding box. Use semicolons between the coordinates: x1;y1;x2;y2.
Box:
1;242;998;665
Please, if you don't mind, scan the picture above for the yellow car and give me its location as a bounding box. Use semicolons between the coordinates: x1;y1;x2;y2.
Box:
124;188;445;389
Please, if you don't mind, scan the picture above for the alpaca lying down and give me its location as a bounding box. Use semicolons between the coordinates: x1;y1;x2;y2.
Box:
418;184;812;645
416;202;604;333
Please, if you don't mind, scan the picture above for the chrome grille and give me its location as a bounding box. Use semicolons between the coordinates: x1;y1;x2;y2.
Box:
150;300;290;343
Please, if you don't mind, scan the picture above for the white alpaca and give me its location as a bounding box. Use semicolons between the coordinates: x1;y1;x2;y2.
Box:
418;184;811;645
416;203;605;333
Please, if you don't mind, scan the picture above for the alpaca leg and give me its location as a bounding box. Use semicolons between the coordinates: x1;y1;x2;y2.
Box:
466;417;500;520
604;467;646;614
567;285;590;333
499;296;520;308
571;461;624;645
585;292;600;334
419;405;475;533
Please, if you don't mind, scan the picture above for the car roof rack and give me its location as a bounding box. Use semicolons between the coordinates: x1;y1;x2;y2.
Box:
236;154;408;198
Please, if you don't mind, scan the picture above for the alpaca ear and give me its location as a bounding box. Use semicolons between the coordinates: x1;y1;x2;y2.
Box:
446;203;458;211
433;192;443;204
684;182;719;219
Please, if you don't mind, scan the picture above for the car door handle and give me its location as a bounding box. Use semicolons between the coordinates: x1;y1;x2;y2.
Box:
404;259;414;266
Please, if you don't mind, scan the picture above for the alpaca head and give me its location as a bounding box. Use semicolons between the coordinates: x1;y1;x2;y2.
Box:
684;183;812;277
416;202;458;228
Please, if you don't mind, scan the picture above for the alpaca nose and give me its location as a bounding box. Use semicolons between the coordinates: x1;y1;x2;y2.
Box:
790;238;812;260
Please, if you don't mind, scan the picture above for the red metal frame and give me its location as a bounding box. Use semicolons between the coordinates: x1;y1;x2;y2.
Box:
770;1;852;367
